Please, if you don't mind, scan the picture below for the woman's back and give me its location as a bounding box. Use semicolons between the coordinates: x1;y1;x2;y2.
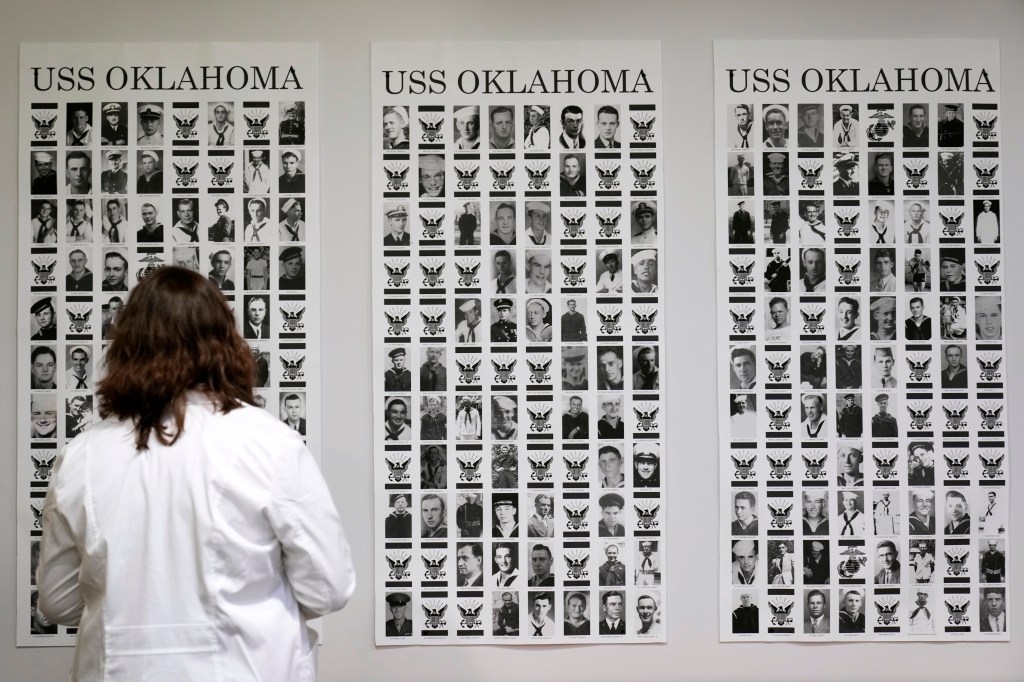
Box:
40;399;354;681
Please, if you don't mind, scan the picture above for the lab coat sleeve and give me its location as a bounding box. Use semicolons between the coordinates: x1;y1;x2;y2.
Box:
268;436;356;617
37;448;87;625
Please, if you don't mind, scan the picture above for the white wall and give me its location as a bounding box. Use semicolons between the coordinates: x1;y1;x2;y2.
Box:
1;2;1022;680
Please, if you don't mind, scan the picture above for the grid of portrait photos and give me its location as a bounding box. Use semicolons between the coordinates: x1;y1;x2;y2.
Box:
715;40;1009;641
372;42;665;644
17;43;320;646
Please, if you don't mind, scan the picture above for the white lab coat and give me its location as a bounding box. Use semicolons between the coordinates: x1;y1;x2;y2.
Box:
38;397;355;681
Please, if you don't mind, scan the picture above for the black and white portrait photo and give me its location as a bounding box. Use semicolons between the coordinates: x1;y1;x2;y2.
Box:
903;103;929;147
420;492;447;538
762;104;789;148
832;104;859;148
937;103;965;146
732;592;759;634
593;104;621;149
136;102;164;144
65;151;92;196
727;152;754;197
66;103;93;146
208;102;235;146
974;199;1000;243
523;105;550;150
100;150;128;194
728;103;754;149
633;444;660;488
418;154;445;198
136;150;163;194
382;105;409;150
279;101;305;145
100;101;128;145
383;396;411;442
453;106;481;149
488;105;515;150
559;153;586;197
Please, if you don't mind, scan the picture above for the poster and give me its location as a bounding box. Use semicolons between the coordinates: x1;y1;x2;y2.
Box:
372;41;665;644
715;40;1008;640
17;43;320;646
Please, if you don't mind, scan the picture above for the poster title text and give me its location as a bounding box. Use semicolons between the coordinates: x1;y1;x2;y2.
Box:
30;65;303;92
382;69;653;95
727;67;994;94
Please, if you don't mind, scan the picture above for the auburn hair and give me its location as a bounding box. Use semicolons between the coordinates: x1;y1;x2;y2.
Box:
97;266;255;449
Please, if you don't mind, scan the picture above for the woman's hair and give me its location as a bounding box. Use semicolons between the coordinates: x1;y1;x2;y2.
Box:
98;266;255;449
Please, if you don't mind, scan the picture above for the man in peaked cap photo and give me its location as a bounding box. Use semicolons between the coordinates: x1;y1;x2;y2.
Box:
634;445;660;488
136;103;163;144
632;201;657;244
279;103;305;145
490;298;517;343
454;105;480;149
383;203;410;247
101;150;128;194
30;298;57;341
833;152;859;195
279;198;304;242
30;151;57;195
279;149;305;193
871;393;898;438
279;246;305;290
101;102;127;145
384;593;412;637
595;249;623;293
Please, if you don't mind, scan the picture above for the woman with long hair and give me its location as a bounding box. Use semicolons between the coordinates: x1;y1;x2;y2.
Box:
37;267;354;680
